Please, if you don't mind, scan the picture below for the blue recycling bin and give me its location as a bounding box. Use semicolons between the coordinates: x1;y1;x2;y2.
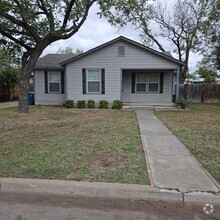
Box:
29;92;35;105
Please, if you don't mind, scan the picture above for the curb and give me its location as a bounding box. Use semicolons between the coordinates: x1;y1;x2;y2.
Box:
1;178;220;204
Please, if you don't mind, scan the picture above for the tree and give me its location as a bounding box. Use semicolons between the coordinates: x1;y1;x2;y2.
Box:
195;66;218;83
56;46;83;54
0;0;131;112
214;46;220;70
195;55;219;83
113;0;211;83
201;0;220;70
0;49;19;101
0;49;11;71
0;65;20;101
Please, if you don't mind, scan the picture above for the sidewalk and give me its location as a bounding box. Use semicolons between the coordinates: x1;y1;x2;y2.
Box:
135;110;220;193
0;101;18;109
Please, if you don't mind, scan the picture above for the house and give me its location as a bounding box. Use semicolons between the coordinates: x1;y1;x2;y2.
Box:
33;36;185;105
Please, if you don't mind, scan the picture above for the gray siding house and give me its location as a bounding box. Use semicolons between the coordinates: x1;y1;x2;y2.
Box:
34;36;185;105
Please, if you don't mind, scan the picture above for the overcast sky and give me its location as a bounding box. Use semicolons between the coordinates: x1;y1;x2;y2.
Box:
43;3;202;72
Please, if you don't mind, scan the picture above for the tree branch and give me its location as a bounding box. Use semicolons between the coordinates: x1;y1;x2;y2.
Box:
12;0;41;41
61;0;77;30
59;0;96;39
36;0;55;31
0;29;31;50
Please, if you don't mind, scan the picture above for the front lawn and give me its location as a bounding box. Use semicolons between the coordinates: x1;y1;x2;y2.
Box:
0;106;148;184
155;104;220;183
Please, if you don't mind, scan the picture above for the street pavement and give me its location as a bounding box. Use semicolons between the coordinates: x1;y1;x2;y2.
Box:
0;179;220;220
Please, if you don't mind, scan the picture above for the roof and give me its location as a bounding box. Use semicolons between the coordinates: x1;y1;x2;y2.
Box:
60;36;186;66
34;54;76;70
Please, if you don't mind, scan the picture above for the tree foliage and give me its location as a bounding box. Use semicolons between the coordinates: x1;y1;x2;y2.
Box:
56;46;83;54
201;0;220;70
195;66;218;83
0;0;134;112
195;54;219;83
113;0;212;83
0;51;20;101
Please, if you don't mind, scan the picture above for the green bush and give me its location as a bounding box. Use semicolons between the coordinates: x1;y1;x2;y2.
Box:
77;100;86;108
65;100;74;108
112;100;123;109
99;100;108;109
87;100;95;108
176;96;190;109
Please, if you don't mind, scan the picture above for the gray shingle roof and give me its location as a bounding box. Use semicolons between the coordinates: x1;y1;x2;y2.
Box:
34;54;76;70
60;36;185;66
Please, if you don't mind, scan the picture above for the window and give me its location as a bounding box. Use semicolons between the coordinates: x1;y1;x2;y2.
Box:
135;73;160;92
48;72;60;93
118;46;125;56
136;74;147;92
148;74;159;92
87;69;101;93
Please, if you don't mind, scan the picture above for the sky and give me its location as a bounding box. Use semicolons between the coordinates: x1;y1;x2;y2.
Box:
42;3;202;72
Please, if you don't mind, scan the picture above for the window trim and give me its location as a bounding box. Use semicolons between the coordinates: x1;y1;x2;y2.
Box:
135;73;160;93
48;71;61;94
86;69;102;94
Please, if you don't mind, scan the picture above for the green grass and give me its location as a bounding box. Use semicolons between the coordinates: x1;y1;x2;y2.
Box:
0;106;149;184
155;104;220;183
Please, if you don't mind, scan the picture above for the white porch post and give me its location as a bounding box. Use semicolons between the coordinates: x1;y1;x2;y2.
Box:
120;68;123;101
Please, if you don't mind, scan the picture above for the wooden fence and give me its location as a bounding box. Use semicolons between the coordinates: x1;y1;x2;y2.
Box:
180;84;220;103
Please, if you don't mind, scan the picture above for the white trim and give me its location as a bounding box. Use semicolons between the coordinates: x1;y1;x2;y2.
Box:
48;71;61;93
86;69;102;94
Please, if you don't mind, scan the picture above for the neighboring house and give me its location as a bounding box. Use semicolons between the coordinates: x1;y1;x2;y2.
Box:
33;36;185;105
185;78;220;84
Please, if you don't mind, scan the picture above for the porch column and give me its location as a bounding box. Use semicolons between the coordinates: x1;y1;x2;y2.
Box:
176;68;180;99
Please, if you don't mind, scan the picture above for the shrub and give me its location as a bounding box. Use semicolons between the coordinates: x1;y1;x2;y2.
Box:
112;100;123;109
99;100;108;109
176;96;190;109
65;100;74;108
77;100;86;108
87;100;95;108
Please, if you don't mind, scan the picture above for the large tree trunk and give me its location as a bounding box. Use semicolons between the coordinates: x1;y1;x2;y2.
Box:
18;45;46;113
18;73;31;112
180;66;188;84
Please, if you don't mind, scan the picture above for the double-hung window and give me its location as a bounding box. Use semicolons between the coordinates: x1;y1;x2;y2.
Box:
87;69;101;93
48;72;61;93
135;73;160;92
136;74;147;92
148;74;159;92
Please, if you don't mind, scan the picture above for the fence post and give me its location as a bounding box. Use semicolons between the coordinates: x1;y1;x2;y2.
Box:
201;84;205;103
183;84;188;99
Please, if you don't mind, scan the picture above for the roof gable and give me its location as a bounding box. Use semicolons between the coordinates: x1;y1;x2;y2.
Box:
60;36;185;66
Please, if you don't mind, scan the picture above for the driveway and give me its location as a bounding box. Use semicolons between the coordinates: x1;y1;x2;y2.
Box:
136;110;219;193
0;101;18;109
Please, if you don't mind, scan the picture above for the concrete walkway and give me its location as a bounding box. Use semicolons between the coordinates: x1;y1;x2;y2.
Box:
136;110;219;193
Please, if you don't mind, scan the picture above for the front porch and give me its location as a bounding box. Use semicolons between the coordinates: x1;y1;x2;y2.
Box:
123;102;177;110
121;69;178;104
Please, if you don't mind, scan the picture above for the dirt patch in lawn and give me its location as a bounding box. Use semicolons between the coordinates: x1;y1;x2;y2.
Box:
155;104;220;183
0;106;149;184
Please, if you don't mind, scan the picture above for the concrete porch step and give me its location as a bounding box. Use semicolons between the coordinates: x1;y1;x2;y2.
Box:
123;103;177;110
